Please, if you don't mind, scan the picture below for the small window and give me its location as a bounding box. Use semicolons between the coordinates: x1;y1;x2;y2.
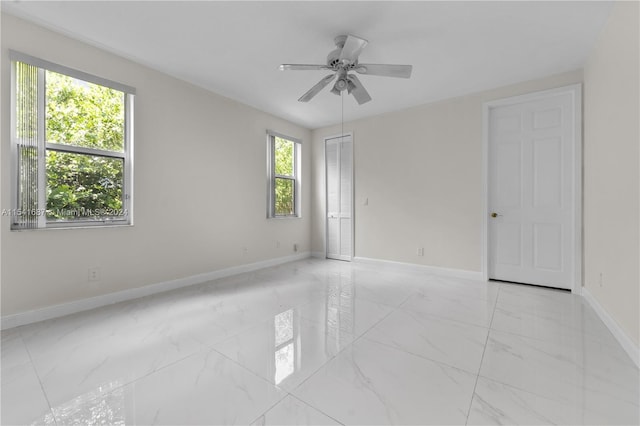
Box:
267;131;301;218
9;52;134;229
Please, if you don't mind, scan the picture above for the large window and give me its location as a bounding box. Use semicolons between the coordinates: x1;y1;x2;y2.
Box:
267;131;301;218
9;52;134;229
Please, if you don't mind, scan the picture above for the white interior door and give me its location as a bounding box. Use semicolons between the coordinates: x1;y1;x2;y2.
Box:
326;134;353;261
488;86;580;290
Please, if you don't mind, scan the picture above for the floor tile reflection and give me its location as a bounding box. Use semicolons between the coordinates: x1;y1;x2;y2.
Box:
50;350;285;425
213;308;354;391
2;259;637;425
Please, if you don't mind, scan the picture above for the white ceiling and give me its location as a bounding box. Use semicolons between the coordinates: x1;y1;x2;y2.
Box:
2;1;613;129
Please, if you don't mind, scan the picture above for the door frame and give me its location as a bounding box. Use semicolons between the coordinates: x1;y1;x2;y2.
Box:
481;84;582;293
324;132;354;261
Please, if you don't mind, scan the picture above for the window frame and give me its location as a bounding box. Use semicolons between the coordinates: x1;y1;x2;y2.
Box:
9;51;135;230
266;130;301;219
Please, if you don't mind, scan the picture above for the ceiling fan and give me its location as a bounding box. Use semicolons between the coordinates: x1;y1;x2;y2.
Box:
279;34;412;105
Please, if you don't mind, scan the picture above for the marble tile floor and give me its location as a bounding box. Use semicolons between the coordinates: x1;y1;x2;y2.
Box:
1;259;638;425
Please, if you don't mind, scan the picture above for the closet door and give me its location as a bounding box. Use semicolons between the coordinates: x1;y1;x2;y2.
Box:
325;134;353;261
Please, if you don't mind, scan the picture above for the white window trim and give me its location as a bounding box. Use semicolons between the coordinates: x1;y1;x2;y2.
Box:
9;50;136;94
266;130;301;219
10;51;135;230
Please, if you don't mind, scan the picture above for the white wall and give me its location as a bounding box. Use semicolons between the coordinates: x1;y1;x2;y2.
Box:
311;70;583;272
1;14;311;316
583;1;639;347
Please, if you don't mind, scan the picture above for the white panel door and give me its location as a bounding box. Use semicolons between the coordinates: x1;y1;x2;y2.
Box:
488;89;578;290
326;135;353;261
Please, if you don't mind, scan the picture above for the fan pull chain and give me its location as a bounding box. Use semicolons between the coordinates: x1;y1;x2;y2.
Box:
341;89;344;144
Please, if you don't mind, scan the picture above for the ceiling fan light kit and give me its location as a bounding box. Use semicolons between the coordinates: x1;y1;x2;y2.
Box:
280;34;413;105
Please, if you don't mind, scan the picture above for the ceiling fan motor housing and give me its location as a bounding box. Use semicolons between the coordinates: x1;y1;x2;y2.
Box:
327;49;342;68
327;35;357;69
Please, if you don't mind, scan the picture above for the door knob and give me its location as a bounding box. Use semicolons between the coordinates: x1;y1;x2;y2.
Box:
491;212;502;218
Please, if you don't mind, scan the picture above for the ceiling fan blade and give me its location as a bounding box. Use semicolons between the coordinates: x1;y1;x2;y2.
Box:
279;64;330;71
298;74;336;102
339;34;368;63
355;64;412;78
346;74;372;105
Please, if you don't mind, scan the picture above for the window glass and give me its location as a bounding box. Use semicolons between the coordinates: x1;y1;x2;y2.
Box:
274;137;294;176
275;178;294;216
46;151;124;221
46;70;125;152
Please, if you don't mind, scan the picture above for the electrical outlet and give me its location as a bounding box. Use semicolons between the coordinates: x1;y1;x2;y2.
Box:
293;243;298;252
88;266;101;282
416;247;424;256
599;272;603;287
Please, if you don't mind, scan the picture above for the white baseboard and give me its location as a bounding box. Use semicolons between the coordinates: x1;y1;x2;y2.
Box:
310;251;326;259
1;252;311;330
353;256;483;280
582;287;639;368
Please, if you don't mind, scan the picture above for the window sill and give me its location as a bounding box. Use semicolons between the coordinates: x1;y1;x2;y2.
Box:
11;222;133;231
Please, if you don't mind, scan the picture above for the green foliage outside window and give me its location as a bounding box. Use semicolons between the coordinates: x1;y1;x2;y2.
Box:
45;71;125;220
275;178;294;215
274;137;296;216
46;151;124;220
